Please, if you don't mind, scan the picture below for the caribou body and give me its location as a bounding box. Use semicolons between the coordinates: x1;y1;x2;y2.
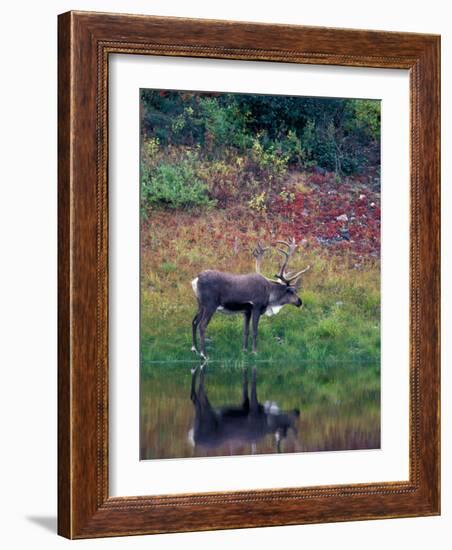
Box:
191;238;309;358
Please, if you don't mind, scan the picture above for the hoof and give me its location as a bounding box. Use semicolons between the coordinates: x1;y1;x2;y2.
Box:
200;352;207;360
191;346;198;353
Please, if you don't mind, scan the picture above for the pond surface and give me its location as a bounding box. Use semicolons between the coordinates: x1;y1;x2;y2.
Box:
140;360;380;460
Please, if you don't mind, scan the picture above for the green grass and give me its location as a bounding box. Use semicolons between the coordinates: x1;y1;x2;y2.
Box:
141;292;380;365
140;210;380;365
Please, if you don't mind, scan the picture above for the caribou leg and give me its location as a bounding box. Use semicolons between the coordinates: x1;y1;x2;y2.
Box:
198;307;216;359
191;309;202;353
243;310;251;351
251;308;262;353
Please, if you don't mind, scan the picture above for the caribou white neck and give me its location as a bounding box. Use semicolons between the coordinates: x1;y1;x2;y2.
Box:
265;305;284;317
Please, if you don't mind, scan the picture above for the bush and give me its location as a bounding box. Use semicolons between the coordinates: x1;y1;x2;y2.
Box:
248;191;267;213
140;90;381;181
199;97;252;151
251;134;289;179
141;161;214;210
347;99;381;141
278;130;305;165
299;119;368;176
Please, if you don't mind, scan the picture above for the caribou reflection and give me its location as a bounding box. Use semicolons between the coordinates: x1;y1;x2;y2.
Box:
189;364;300;454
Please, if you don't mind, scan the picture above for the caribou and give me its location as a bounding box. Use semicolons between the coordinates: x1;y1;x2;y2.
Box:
191;237;310;358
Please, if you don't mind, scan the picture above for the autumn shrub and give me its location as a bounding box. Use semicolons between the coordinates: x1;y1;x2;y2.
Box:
141;161;214;210
250;134;289;178
248;191;267;213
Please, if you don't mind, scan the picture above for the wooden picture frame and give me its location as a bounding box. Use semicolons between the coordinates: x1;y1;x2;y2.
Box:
58;10;440;539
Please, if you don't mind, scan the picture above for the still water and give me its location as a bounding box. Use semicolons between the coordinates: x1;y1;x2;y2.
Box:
140;360;380;460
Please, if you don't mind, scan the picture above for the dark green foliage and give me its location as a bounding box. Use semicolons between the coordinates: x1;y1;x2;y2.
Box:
141;89;380;175
140;89;380;211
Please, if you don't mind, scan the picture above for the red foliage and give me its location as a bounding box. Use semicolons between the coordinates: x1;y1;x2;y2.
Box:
142;172;380;265
265;174;380;261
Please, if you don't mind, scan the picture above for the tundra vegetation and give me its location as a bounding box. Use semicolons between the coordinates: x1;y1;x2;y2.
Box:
140;90;381;367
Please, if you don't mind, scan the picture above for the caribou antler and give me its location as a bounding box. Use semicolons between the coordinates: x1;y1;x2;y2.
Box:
252;241;270;274
274;237;310;285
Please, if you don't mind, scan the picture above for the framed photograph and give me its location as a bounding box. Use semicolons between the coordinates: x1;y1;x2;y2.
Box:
58;11;440;538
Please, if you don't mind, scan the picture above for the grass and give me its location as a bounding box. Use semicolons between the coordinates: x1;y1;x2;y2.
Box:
140;207;380;366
